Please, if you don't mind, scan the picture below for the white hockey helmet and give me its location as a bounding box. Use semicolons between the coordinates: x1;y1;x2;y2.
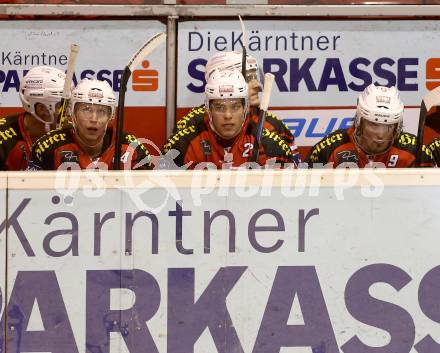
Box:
71;78;117;118
356;84;404;130
19;66;66;127
205;69;248;103
205;51;259;82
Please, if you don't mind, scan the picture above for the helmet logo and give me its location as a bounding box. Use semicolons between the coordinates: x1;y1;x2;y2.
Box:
26;79;43;89
376;95;390;104
219;85;234;93
374;113;390;118
88;89;104;99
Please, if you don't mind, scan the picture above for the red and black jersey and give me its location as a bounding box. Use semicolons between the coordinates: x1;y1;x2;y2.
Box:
305;127;433;168
164;113;294;169
0;113;33;171
427;137;440;166
176;104;300;163
29;124;152;170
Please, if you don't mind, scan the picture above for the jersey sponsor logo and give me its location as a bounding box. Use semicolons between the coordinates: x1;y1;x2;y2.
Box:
125;134;147;151
428;138;440;152
311;133;345;154
336;150;359;164
307;132;345;163
124;134;152;169
34;132;67;160
0;126;18;145
262;129;292;157
26;160;42;171
266;111;291;132
398;133;416;146
177;107;206;130
421;144;434;161
163;125;197;152
60;151;79;164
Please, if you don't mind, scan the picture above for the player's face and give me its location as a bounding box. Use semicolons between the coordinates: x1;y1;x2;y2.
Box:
246;69;261;107
358;119;397;154
210;98;245;139
74;102;112;143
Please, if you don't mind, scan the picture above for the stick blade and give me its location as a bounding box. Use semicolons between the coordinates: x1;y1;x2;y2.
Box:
238;15;248;49
128;32;166;72
422;86;440;134
423;86;440;112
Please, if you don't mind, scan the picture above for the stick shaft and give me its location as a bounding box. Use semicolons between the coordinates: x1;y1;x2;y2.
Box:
252;73;275;163
238;15;247;77
114;67;130;170
415;101;427;167
58;44;80;127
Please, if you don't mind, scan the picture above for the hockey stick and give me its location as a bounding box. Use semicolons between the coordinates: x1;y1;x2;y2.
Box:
415;86;440;166
114;32;166;170
422;86;440;134
238;15;248;77
57;43;80;128
252;73;275;163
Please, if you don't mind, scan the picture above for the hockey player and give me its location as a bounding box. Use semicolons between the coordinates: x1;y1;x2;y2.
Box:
163;69;293;169
305;84;433;168
0;66;66;170
29;78;151;170
176;51;300;163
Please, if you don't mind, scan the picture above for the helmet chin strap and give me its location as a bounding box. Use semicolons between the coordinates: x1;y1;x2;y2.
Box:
31;109;56;133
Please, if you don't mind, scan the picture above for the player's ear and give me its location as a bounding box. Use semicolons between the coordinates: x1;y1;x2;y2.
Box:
35;103;46;116
108;106;114;120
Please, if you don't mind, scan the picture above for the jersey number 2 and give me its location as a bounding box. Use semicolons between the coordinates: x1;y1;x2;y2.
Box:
243;143;254;158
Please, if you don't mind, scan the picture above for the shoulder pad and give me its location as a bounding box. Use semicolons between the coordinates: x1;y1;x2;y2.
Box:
0;114;19;128
306;129;350;165
32;126;70;162
260;128;292;158
176;105;206;131
395;132;417;153
123;133;150;153
163;124;203;154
